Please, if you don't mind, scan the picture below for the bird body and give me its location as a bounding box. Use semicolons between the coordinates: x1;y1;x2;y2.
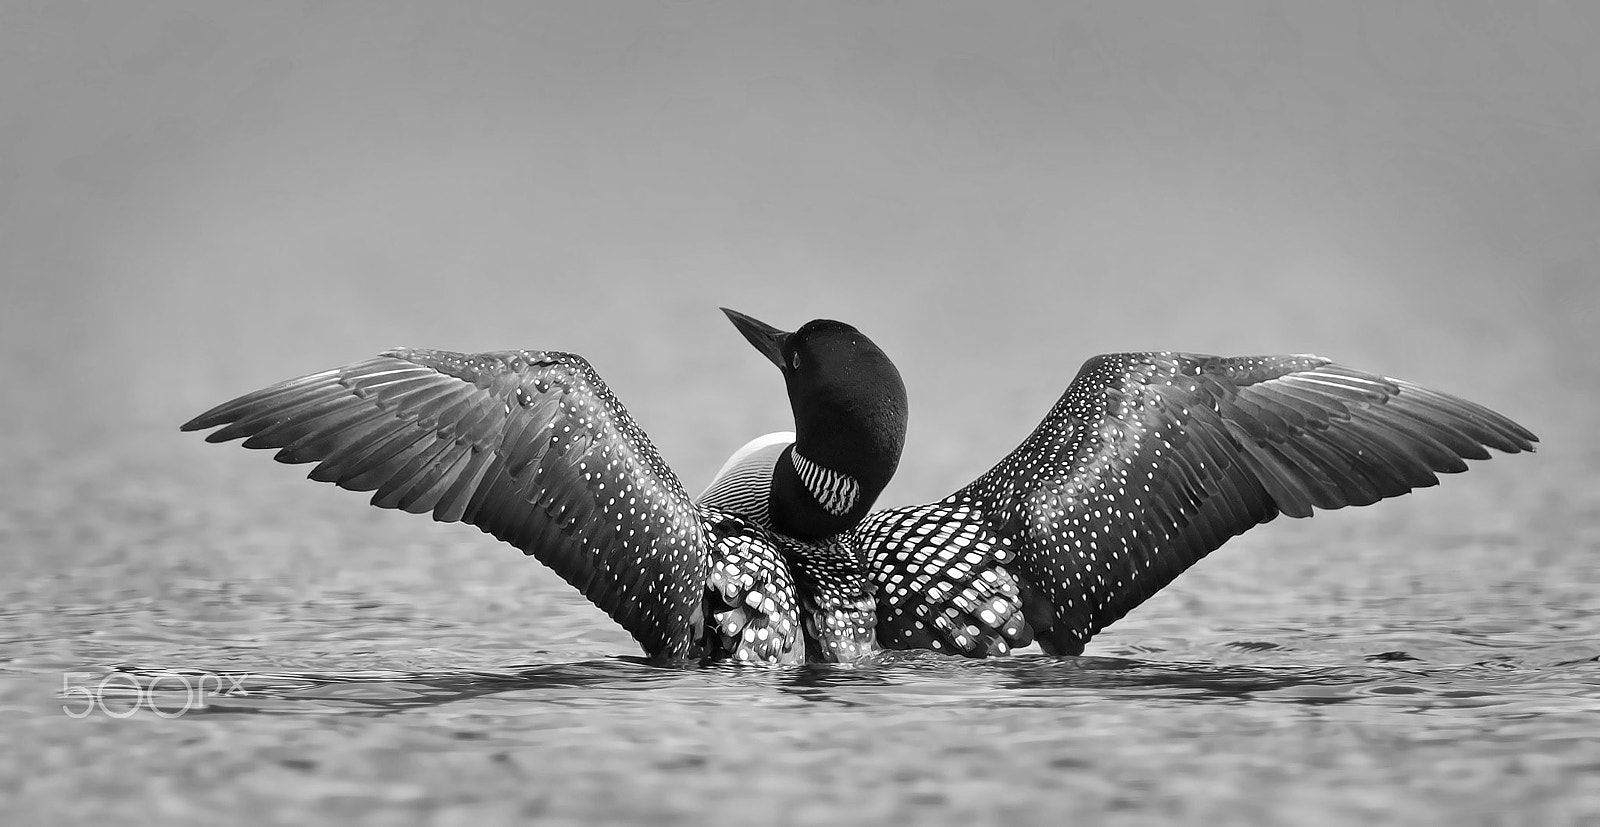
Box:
182;311;1537;664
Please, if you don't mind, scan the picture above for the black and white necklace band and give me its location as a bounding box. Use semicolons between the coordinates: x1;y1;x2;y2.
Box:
791;450;861;516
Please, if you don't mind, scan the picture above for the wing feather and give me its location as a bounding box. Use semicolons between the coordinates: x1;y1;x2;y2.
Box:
182;348;710;660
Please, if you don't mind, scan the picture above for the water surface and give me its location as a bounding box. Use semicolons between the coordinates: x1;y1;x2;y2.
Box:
4;418;1598;825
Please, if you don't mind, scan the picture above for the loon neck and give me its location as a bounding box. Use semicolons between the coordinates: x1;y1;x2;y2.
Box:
769;395;905;541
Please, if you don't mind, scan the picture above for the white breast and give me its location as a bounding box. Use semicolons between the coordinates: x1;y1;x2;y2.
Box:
696;431;795;528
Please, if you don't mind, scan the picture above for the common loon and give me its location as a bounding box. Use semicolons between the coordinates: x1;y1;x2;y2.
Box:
181;308;1536;663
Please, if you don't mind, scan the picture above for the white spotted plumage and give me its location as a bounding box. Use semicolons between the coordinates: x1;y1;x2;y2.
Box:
851;502;1029;657
702;515;805;664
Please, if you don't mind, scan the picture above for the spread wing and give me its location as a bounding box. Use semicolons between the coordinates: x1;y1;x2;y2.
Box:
870;352;1538;656
182;348;710;660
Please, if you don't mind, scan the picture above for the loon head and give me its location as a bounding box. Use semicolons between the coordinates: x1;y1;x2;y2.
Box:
722;307;908;541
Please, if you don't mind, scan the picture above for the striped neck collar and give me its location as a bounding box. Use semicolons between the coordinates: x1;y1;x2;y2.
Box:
790;449;861;517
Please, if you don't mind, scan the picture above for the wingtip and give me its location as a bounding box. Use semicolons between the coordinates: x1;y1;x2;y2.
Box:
1483;415;1540;455
180;398;252;436
179;409;227;434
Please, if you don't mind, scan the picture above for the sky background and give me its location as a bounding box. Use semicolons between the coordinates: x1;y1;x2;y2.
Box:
2;1;1595;503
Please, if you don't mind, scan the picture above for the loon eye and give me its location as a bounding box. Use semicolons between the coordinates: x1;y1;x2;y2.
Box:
790;351;802;370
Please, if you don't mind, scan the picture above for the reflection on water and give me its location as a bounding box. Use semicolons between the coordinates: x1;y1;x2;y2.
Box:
69;647;1600;723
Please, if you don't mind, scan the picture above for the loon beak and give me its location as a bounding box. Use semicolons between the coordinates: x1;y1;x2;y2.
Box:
721;308;790;370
